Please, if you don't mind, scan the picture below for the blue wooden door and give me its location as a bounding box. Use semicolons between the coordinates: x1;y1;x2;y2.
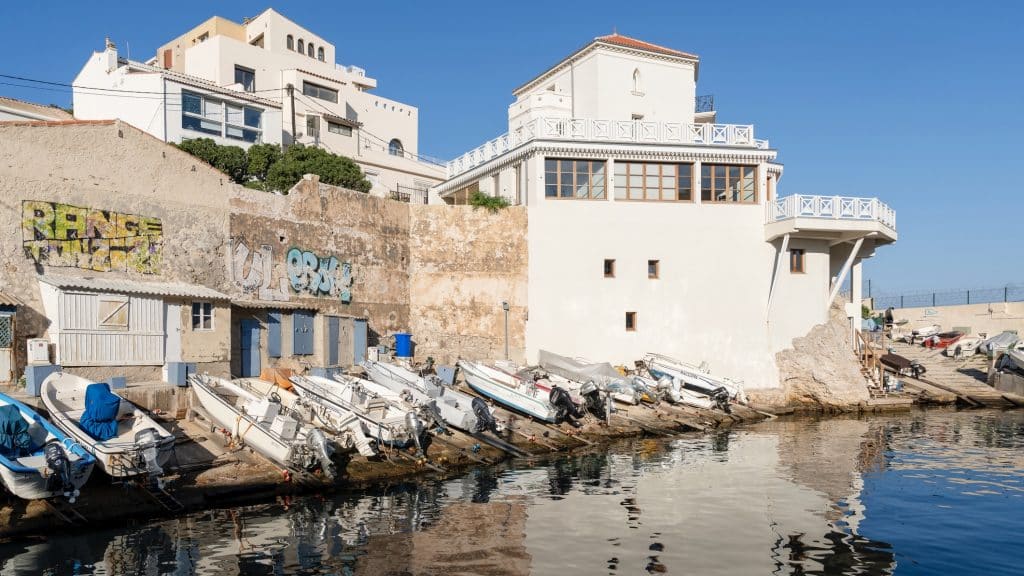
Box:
327;316;340;366
353;319;367;365
240;319;261;378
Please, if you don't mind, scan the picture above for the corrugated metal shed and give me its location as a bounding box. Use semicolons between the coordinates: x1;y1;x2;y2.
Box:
232;299;319;311
0;291;22;307
38;274;229;300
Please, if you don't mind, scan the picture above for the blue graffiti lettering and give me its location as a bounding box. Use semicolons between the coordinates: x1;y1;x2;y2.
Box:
286;247;353;302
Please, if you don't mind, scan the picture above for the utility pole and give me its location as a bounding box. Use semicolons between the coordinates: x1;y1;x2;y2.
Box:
286;83;296;150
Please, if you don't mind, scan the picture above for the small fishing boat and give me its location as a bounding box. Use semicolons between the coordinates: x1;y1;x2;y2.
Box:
944;335;983;357
978;331;1020;356
0;393;94;502
905;324;941;344
536;350;641;405
631;374;716;410
230;377;377;458
923;331;964;349
41;372;174;481
361;359;498;433
289;374;426;451
644;353;747;405
189;374;338;477
458;360;557;423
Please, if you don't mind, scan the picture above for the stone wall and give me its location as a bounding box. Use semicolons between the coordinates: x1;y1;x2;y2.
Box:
408;206;528;364
890;302;1024;339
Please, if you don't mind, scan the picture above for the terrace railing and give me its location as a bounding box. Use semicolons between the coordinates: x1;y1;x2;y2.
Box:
446;117;770;178
768;194;896;230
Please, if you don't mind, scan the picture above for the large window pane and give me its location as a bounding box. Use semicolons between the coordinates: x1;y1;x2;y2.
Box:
182;92;202;115
226;105;243;126
244;108;261;128
182;115;220;135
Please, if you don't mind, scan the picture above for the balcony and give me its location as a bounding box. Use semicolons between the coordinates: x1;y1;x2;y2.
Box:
446;117;770;179
766;194;897;244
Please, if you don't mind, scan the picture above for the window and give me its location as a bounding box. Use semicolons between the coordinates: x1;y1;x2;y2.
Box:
328;121;352;136
614;162;692;201
181;91;221;136
306;114;320;138
604;259;615;278
302;81;338;103
701;164;757;203
98;295;129;330
544;158;606;199
192;302;214;331
632;68;643;95
297;39;305;53
632;114;644;120
388;139;404;156
287;35;294;50
626;312;637;332
307;43;315;57
790;249;805;274
648;260;660;279
234;66;255;92
226;104;262;142
317;46;325;61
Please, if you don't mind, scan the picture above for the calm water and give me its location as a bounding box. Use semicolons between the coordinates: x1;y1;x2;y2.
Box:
2;408;1022;575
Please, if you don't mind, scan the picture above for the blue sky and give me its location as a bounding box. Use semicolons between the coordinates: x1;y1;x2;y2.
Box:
2;1;1021;294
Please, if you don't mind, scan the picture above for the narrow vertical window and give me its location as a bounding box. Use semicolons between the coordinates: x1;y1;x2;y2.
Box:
297;39;305;54
632;68;642;94
648;260;660;279
790;249;805;274
317;46;325;61
626;312;637;332
287;35;294;50
307;43;314;57
191;301;214;331
604;259;615;278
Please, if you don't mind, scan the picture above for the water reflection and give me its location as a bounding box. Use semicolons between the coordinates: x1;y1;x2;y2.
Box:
1;409;1021;575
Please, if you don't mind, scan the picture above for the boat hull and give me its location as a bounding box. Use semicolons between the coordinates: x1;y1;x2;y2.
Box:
458;361;556;423
362;360;482;432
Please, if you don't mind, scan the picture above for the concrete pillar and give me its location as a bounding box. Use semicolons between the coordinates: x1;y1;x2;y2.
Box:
851;258;863;333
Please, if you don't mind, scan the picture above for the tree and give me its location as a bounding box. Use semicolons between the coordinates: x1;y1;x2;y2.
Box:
265;144;371;193
176;138;219;166
213;145;248;184
469;190;510;212
245;143;282;189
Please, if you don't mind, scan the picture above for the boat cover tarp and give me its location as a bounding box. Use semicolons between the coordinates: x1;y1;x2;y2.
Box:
0;404;34;459
538;350;624;387
981;331;1019;353
80;383;120;441
996;349;1024;377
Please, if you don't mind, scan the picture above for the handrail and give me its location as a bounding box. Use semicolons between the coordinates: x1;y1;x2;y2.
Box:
768;194;896;230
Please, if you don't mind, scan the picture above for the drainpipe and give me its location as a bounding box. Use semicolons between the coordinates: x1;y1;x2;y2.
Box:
162;77;167;143
502;300;510;360
286;83;296;150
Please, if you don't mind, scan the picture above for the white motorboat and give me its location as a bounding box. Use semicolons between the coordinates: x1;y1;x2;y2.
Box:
230;378;377;458
644;352;747;406
458;360;557;423
0;392;94;502
944;336;983;357
906;324;941;344
189;374;338;477
631;374;716;410
361;359;498;433
289;374;426;451
40;372;174;481
536;350;641;405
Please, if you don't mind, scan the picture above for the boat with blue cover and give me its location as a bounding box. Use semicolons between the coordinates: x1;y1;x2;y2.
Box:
0;392;95;502
40;372;175;481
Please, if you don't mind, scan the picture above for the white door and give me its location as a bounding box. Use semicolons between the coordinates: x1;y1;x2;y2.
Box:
0;314;12;383
164;302;183;363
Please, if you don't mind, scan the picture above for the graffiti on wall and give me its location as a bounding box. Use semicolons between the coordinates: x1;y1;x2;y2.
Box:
227;238;291;301
286;248;353;303
22;201;163;274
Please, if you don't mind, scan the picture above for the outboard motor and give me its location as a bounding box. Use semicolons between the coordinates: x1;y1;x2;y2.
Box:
656;376;683;404
709;387;731;413
580;380;606;420
134;428;165;481
406;411;426;455
305;428;336;479
471;397;499;433
549;385;583;427
43;440;78;503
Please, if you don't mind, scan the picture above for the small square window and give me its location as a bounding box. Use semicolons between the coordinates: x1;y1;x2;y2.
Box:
604;259;616;278
626;312;637;332
648;260;660;279
192;301;214;331
790;249;806;274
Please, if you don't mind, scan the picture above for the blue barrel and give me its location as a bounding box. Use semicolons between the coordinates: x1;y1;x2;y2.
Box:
394;332;413;357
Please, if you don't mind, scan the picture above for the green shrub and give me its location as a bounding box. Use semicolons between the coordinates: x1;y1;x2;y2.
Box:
469;191;510;212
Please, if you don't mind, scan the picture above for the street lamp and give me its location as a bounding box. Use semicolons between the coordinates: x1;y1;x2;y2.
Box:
501;300;510;360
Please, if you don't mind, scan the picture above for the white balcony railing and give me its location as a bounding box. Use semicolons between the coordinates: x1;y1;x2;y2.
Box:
769;194;896;230
446;117;770;178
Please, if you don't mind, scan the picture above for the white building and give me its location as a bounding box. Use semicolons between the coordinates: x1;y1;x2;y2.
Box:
435;34;898;391
74;9;443;201
0;96;73;122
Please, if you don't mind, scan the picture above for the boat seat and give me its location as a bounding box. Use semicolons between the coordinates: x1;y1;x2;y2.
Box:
26;419;50;449
16;454;47;470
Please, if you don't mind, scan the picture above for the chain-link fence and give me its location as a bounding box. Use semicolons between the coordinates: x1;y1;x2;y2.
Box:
873;285;1024;310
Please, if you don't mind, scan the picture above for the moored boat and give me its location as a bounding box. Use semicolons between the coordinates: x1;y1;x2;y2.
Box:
361;359;498;433
644;352;747;405
188;374;338;477
0;392;94;502
923;331;964;349
631;374;716;410
41;372;174;481
457;360;557;423
944;335;983;357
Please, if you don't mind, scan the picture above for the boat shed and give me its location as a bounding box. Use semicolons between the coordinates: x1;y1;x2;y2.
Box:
36;275;231;379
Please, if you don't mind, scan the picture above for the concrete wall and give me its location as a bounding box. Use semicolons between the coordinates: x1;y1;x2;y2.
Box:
890;302;1024;338
408;206;528;364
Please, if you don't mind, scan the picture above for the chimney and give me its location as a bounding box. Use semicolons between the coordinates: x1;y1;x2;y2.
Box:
104;37;118;73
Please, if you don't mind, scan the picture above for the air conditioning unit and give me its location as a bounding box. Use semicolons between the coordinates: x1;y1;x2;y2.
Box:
27;339;50;364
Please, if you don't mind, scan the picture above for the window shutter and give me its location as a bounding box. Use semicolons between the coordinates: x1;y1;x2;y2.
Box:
267;311;281;358
293;310;314;355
